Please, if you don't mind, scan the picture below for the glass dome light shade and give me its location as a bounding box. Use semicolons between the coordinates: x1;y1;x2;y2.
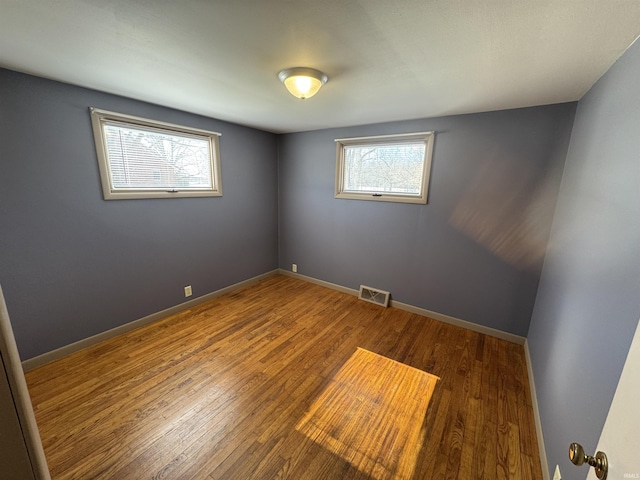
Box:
278;67;328;99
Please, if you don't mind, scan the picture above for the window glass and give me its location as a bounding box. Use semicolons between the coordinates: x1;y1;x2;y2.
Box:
335;132;434;204
90;109;222;200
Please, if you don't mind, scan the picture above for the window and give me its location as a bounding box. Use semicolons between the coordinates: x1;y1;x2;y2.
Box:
90;108;222;200
335;132;434;204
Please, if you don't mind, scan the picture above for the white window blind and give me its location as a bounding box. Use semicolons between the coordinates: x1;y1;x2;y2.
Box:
90;108;222;200
104;123;213;190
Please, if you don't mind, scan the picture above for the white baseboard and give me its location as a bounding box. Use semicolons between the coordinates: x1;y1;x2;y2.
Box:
524;339;550;480
22;270;279;371
278;269;360;296
390;299;525;345
278;269;526;345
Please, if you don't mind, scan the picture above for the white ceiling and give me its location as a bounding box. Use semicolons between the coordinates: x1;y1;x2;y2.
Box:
1;0;639;133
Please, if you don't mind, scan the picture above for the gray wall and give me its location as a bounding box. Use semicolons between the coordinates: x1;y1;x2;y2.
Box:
527;39;640;479
278;104;576;336
0;69;279;360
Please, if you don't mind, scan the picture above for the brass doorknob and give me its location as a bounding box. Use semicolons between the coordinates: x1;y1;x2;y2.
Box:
569;442;608;479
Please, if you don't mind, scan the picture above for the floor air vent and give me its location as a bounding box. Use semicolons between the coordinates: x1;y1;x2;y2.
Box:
358;285;390;308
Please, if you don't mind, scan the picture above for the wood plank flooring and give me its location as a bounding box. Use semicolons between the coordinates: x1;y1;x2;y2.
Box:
296;348;439;479
25;274;542;479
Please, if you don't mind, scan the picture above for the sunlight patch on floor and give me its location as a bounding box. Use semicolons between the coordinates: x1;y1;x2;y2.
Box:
296;348;439;480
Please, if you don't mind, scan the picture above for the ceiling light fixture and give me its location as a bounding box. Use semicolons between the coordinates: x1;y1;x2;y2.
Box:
278;67;328;99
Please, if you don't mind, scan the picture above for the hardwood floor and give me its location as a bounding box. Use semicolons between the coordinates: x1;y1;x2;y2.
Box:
25;275;542;479
295;348;439;479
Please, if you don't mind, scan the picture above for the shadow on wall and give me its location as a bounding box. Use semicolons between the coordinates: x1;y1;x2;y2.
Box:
449;148;560;270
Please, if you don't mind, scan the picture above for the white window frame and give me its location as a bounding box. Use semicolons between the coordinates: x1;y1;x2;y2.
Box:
90;108;222;200
334;131;435;204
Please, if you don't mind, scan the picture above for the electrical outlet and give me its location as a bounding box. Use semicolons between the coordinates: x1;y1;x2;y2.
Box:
292;264;297;273
184;285;192;297
553;464;561;480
